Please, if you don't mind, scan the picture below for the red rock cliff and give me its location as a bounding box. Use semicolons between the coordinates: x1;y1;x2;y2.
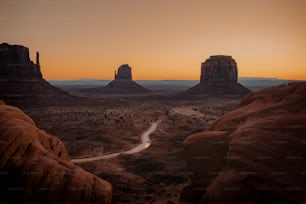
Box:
0;101;112;203
181;82;306;203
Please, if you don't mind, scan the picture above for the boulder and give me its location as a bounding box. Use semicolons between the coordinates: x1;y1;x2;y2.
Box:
181;82;306;203
183;131;229;188
0;102;112;203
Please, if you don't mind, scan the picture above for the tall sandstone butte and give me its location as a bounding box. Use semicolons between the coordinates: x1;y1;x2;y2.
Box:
183;55;250;96
200;55;238;82
96;64;150;94
114;64;132;81
0;42;42;78
0;43;70;106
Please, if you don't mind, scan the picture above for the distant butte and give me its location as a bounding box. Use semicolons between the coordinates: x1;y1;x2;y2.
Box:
0;43;71;106
183;55;250;96
84;64;150;94
114;64;132;81
106;64;149;92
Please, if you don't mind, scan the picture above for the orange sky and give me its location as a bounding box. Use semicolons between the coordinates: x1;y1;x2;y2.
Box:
1;0;306;80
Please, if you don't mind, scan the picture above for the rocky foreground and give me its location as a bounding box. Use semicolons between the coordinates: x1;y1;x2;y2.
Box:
0;101;112;203
181;82;306;203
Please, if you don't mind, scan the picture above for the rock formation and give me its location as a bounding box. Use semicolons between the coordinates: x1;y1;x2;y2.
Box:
0;43;42;78
114;64;132;81
183;55;250;96
200;55;237;82
0;43;71;106
180;82;306;203
82;64;150;94
0;101;112;203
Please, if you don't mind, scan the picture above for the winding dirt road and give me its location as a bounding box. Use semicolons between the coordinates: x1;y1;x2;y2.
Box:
71;120;161;163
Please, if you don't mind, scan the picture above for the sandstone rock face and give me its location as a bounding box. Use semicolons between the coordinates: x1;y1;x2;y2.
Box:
200;55;237;82
0;43;42;78
183;55;250;96
0;43;71;106
0;101;112;203
180;82;306;203
115;64;132;81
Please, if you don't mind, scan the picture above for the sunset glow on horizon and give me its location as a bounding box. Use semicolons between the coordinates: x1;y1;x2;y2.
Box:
1;0;306;80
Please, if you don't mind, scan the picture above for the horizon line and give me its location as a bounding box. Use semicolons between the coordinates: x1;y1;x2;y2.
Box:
47;77;305;81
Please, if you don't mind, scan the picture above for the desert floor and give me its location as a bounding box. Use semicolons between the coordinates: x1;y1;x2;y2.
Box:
23;95;240;203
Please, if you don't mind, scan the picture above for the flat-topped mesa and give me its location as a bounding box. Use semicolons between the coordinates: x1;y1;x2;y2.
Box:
0;43;42;78
200;55;238;83
89;64;150;94
114;64;132;81
182;55;250;96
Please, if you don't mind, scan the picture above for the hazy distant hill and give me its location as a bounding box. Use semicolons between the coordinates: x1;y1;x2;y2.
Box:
49;78;303;93
238;77;302;90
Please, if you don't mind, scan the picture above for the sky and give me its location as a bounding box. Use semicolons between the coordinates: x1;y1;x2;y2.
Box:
1;0;306;80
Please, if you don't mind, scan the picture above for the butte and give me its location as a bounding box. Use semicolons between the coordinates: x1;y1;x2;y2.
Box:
0;42;71;106
85;64;150;94
183;55;250;96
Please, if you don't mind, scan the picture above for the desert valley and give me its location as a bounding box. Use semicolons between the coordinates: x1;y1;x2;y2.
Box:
1;43;306;203
21;95;239;203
